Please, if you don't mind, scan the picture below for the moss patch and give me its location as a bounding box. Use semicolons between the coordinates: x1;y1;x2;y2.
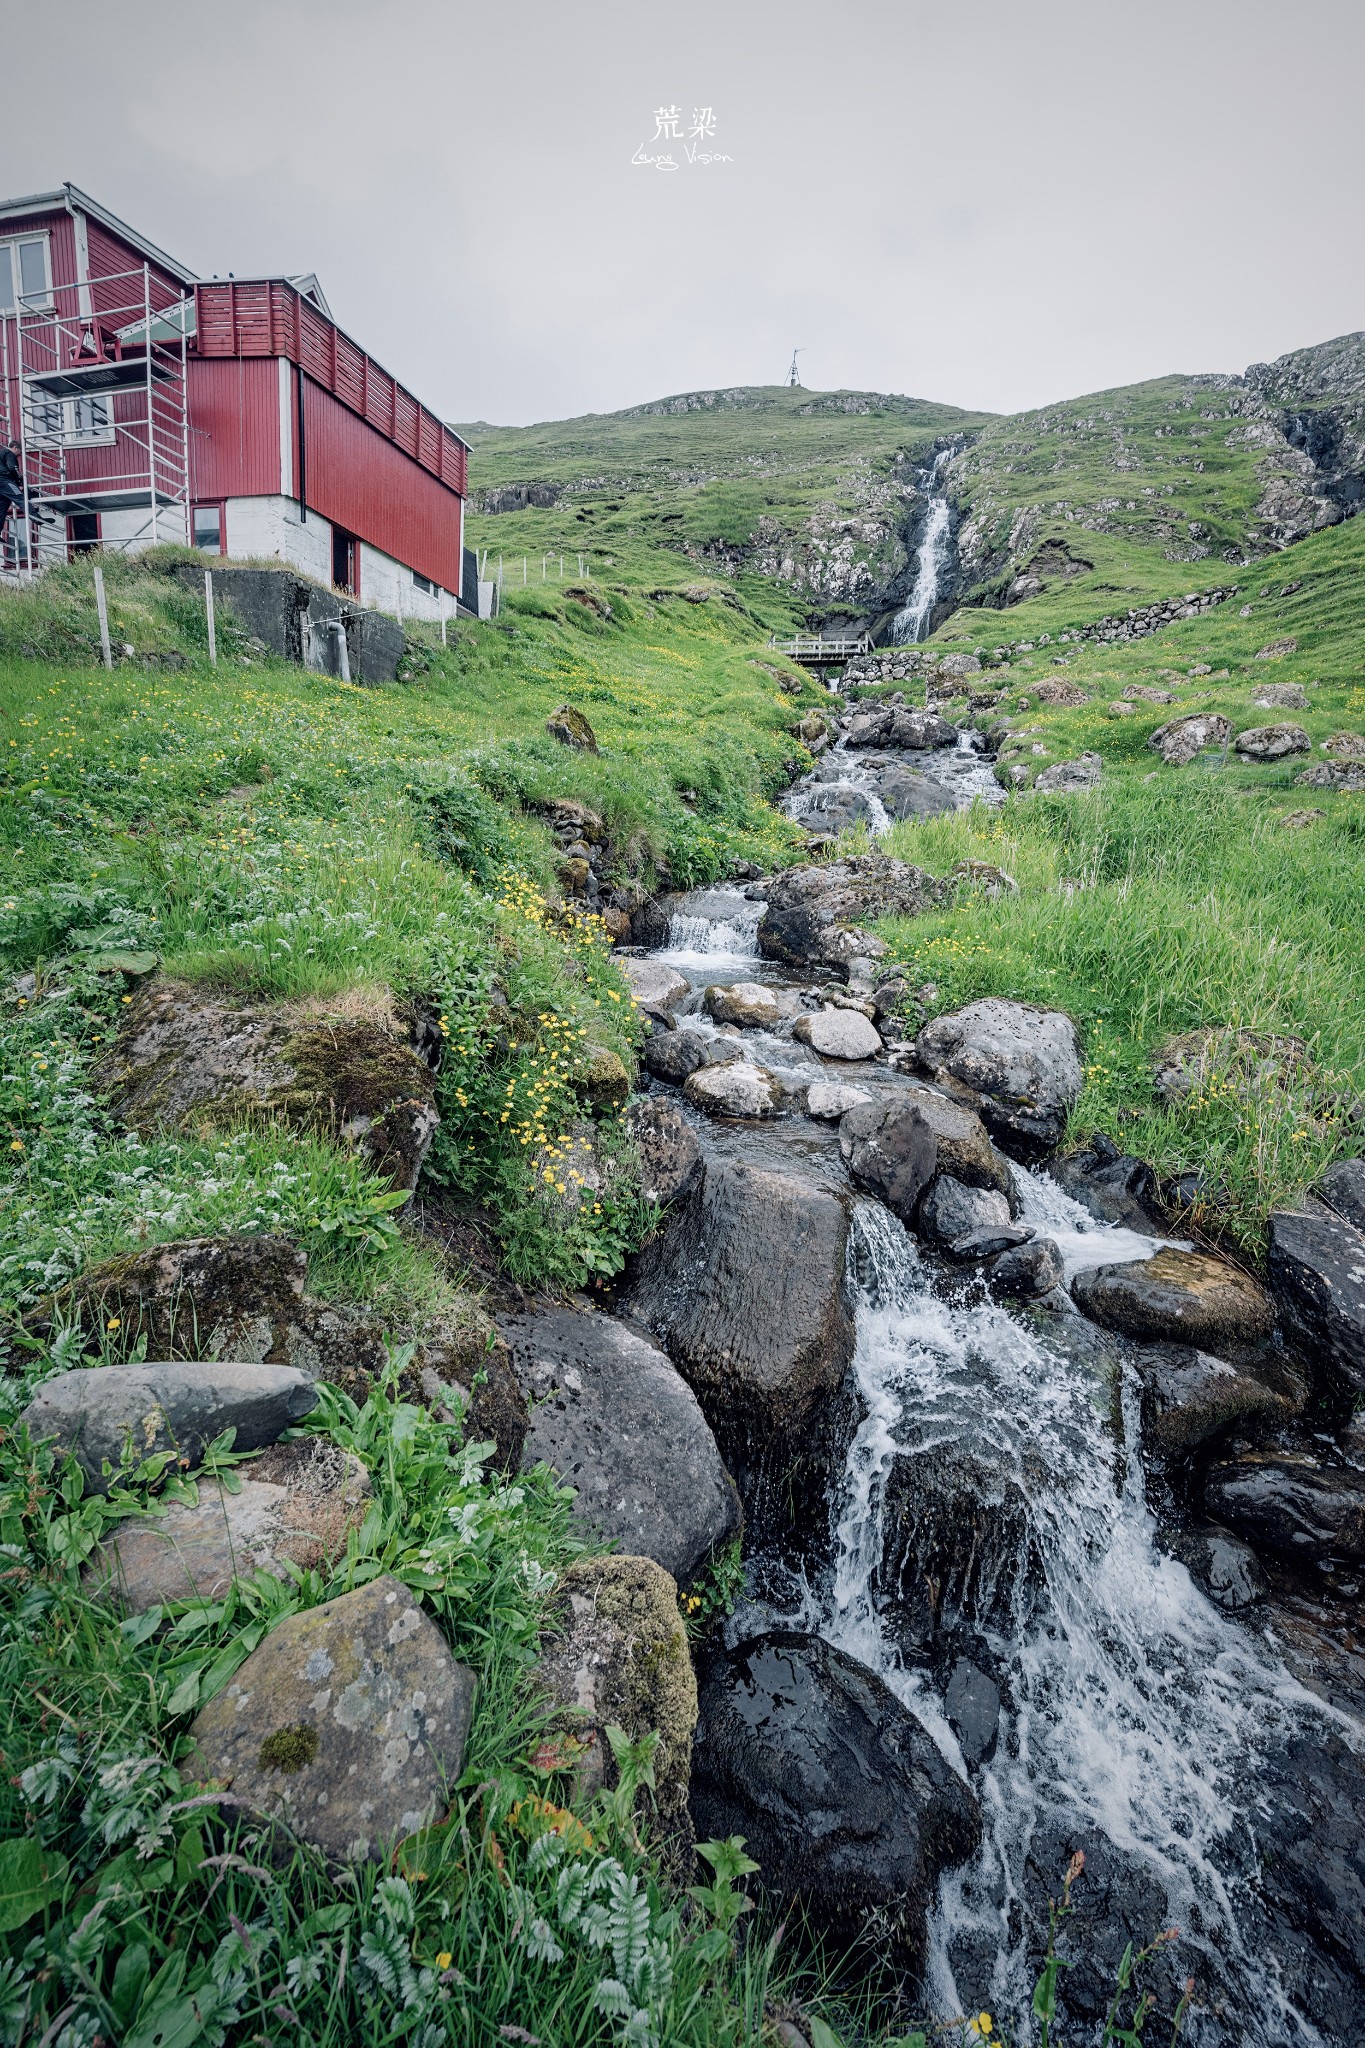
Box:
258;1721;319;1775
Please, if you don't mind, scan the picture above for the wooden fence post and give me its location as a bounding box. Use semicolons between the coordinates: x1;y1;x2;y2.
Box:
93;566;113;670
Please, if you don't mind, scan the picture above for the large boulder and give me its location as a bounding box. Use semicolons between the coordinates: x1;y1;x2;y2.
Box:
625;1096;702;1205
1035;752;1102;793
690;1632;981;1977
626;1161;854;1438
1050;1134;1160;1230
1266;1209;1365;1396
757;857;951;978
188;1577;475;1860
918;1176;1012;1248
806;1080;873;1120
1072;1249;1276;1352
545;703;598;751
1148;713;1232;765
682;1060;785;1120
95;983;438;1196
502;1305;739;1581
876;768;957;821
1318;1158;1365;1231
792;1006;882;1061
20;1361;318;1493
837;1099;938;1223
845;708;957;750
1204;1454;1365;1564
537;1556;697;1866
1132;1344;1294;1462
1234;723;1311;760
888;1083;1015;1199
913;998;1083;1157
1295;759;1365;793
87;1439;370;1611
704;982;781;1029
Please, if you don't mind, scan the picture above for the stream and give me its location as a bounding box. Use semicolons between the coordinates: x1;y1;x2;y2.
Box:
628;731;1357;2043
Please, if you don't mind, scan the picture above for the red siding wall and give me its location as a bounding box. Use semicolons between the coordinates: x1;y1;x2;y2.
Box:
301;378;461;592
187;357;281;500
196;280;467;496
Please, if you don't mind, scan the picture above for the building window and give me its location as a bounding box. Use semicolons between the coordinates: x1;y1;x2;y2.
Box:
412;569;434;595
0;235;53;313
192;503;224;552
68;513;100;555
25;389;114;447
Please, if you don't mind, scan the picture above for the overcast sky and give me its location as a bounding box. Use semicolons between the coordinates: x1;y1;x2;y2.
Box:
4;0;1362;428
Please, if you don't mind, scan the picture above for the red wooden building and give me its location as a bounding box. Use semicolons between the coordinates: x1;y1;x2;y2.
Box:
0;183;471;620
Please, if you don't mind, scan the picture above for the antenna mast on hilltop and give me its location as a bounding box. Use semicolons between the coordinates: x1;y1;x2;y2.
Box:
787;348;803;388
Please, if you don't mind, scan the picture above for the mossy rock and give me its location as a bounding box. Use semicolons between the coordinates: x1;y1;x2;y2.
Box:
580;1043;631;1115
537;1554;698;1875
94;979;438;1195
545;703;599;752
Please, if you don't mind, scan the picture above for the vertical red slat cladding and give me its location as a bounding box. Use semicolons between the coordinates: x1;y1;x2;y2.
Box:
302;378;460;591
334;332;366;414
186;358;282;498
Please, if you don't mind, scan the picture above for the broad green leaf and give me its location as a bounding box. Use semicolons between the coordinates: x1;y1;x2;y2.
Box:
0;1837;67;1931
112;1942;152;2026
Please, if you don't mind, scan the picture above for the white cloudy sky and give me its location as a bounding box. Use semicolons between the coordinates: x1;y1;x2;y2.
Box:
4;0;1362;426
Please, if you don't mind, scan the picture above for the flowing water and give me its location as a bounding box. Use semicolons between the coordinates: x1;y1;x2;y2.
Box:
638;876;1352;2044
893;448;954;644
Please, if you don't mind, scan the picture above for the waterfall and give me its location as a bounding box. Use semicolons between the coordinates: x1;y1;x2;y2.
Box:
659;885;762;963
815;1194;1338;2045
893;448;954;644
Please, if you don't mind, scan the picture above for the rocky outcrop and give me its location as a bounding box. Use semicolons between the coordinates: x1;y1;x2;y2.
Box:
1036;752;1102;793
187;1577;475;1861
844;707;958;750
87;1439;370;1610
95;983;438;1196
1266;1209;1365;1396
625;1096;702;1205
545;703;598;751
757;857;952;978
1132;1345;1293;1462
642;1027;713;1085
1152;1028;1312;1106
538;1556;698;1864
690;1632;981;1978
914;998;1084;1157
837;1098;938;1222
1072;1249;1276;1353
1318;1158;1365;1231
1204;1454;1365;1564
626;1160;853;1438
1295;759;1365;792
20;1360;318;1493
503;1305;739;1581
1148;714;1232;766
27;1233;307;1363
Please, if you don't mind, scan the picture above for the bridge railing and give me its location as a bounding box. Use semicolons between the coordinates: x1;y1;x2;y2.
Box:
768;634;873;661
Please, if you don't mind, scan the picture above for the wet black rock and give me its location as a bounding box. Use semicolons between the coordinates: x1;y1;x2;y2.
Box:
1020;1825;1186;2035
876;768;957;821
1318;1157;1365;1232
690;1632;981;1978
845;707;959;751
837;1098;938;1222
949;1223;1034;1262
1051;1133;1162;1230
988;1236;1064;1300
918;1175;1012;1248
626;1159;854;1437
1133;1344;1294;1463
944;1658;1001;1765
1267;1208;1365;1397
1162;1524;1268;1611
1204;1453;1365;1564
1249;1729;1365;2034
758;856;952;978
503;1304;740;1581
642;1027;711;1085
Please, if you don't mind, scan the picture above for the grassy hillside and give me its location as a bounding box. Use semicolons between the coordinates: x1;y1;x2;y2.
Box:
871;511;1365;1248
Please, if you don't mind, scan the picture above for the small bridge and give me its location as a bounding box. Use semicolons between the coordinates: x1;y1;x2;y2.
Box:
769;634;873;665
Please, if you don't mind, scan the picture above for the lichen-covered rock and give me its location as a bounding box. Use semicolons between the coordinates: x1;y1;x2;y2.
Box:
1253;682;1309;710
618;957;690;1016
914;998;1083;1157
1234;723;1311;760
1148;713;1233;765
626;1160;853;1438
1295;759;1365;792
87;1439;370;1610
805;1080;873;1120
95;982;438;1195
1071;1249;1276;1351
642;1027;712;1086
20;1361;318;1493
537;1555;698;1864
545;703;598;751
188;1577;475;1861
503;1305;739;1580
837;1098;938;1222
625;1096;702;1205
757;856;952;978
1035;752;1102;793
682;1060;784;1120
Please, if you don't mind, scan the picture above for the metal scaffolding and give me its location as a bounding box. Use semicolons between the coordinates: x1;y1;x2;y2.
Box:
1;261;192;577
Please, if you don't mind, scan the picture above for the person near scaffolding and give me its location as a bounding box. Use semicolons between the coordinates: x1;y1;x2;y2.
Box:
0;441;25;547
